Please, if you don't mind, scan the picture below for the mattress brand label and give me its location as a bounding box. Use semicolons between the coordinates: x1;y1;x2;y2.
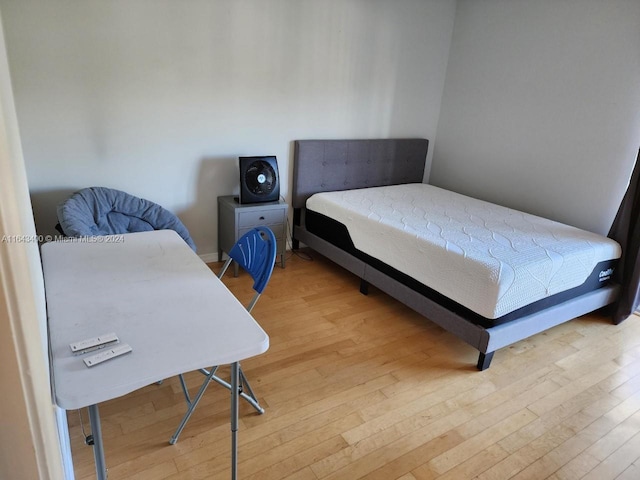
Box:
599;268;614;282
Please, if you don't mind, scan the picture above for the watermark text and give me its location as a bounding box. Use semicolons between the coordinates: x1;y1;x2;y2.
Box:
1;234;125;244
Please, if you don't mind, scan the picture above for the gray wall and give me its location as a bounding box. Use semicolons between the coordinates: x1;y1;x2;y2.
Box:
1;0;456;258
431;0;640;235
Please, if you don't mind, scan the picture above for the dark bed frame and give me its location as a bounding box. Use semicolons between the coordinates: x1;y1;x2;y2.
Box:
291;138;620;370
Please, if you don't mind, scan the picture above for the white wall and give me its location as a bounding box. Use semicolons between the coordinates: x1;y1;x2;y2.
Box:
1;0;456;258
431;0;640;235
0;7;67;478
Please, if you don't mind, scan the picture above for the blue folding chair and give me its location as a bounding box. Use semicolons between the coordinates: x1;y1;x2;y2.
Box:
170;226;277;444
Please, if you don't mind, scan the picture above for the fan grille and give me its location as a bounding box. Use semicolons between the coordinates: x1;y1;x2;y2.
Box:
244;160;277;194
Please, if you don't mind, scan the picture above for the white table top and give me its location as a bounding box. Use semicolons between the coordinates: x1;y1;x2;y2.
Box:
42;230;269;410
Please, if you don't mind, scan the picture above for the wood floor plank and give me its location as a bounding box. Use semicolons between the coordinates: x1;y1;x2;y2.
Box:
65;251;640;479
614;462;640;480
427;409;538;475
581;430;640;480
472;357;640;479
414;444;509;480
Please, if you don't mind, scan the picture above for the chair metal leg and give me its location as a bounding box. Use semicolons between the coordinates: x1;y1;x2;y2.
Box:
246;292;261;314
202;366;265;414
239;368;258;405
211;367;264;414
171;365;264;445
178;366;219;407
169;367;217;444
218;258;233;279
178;373;192;405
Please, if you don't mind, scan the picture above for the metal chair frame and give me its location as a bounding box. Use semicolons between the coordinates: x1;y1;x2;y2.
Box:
170;226;277;444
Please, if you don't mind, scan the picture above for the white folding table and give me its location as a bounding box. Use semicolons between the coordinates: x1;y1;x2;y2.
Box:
41;230;269;479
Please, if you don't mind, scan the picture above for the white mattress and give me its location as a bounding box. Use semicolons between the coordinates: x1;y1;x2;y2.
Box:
306;184;622;319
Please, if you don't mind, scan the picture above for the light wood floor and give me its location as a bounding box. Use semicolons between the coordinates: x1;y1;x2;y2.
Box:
68;249;640;480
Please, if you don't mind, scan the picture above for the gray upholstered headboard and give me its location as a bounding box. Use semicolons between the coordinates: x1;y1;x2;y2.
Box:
292;138;429;208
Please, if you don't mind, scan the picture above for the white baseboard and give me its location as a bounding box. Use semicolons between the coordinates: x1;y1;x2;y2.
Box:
198;252;220;264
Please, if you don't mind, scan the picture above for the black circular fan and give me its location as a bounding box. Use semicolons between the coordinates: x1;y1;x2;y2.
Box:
239;155;280;204
244;160;277;195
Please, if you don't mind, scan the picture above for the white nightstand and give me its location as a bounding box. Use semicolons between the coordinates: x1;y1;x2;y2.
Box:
218;195;288;274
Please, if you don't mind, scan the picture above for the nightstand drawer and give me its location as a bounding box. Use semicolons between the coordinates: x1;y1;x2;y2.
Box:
238;224;284;240
238;208;285;227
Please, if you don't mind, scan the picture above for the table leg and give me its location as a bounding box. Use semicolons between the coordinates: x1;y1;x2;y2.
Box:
230;361;239;480
88;404;108;480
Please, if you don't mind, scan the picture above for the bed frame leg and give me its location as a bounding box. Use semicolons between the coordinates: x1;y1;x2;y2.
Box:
360;279;369;295
477;351;494;371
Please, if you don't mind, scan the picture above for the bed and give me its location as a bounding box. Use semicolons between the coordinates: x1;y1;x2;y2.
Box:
291;138;622;370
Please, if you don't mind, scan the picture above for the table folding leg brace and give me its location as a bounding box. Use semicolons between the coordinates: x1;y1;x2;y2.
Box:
169;362;242;480
198;366;264;414
170;362;264;446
